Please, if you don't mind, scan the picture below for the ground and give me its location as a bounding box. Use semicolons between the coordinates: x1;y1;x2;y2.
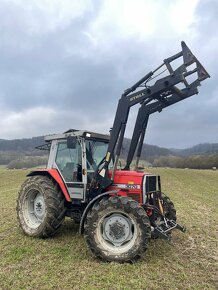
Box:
0;167;217;290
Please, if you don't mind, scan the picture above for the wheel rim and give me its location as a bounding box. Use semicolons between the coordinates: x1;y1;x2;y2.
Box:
102;213;133;246
23;189;46;229
96;211;138;254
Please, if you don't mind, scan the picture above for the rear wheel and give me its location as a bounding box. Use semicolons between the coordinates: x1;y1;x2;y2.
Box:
17;175;66;238
84;196;151;262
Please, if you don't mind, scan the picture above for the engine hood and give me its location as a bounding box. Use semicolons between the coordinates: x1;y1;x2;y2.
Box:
108;170;152;186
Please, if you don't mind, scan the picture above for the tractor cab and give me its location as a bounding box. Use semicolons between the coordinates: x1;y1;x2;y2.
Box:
43;129;113;201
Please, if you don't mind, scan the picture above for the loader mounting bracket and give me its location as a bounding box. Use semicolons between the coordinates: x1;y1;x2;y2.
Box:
153;219;186;240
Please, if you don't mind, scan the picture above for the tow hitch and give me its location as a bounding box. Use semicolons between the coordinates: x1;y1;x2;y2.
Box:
153;219;186;240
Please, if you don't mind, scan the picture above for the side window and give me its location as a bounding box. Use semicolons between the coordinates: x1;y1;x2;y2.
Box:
55;141;82;182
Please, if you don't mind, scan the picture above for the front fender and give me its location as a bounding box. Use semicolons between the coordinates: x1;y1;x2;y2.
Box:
79;190;119;234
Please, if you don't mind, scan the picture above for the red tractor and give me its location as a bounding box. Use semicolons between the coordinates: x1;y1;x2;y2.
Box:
17;42;209;262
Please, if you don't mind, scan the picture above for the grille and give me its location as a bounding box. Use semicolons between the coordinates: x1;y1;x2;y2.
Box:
146;176;157;192
127;193;141;203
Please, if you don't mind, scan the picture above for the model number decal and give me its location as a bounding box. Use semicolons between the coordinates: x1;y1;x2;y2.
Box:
112;184;140;190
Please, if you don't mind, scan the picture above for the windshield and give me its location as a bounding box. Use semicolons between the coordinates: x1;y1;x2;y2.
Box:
86;140;113;172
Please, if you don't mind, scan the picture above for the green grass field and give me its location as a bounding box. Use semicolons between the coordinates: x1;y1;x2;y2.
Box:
0;168;217;290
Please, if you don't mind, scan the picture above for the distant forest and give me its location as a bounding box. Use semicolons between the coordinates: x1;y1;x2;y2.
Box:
153;154;218;169
0;136;218;169
0;136;46;168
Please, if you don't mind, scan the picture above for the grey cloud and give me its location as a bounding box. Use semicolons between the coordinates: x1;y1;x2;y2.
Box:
0;0;217;148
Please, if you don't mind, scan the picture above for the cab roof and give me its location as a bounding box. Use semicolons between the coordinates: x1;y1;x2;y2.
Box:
44;129;110;142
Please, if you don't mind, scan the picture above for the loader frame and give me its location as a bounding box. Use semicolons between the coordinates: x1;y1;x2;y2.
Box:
94;41;209;190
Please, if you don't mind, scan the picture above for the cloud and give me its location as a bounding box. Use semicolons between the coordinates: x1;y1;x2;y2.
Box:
90;0;200;41
0;107;56;138
0;0;216;148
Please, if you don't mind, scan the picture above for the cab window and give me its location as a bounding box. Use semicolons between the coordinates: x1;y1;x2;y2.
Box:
55;141;82;182
86;140;109;172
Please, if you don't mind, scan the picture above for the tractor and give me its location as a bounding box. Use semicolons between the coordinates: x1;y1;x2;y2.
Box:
17;42;209;262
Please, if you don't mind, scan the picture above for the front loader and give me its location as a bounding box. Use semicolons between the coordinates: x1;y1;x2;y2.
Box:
17;41;209;262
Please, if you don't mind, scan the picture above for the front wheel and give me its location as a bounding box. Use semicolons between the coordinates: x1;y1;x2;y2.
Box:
151;193;177;239
162;193;177;221
84;196;151;262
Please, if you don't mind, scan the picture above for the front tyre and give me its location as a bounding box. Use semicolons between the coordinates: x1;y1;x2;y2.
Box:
84;196;151;262
151;193;177;239
17;175;66;238
162;193;177;221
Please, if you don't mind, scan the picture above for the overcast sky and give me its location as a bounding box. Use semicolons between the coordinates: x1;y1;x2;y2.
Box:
0;0;217;148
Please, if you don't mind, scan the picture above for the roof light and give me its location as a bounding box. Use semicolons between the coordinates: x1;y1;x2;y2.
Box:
86;133;91;138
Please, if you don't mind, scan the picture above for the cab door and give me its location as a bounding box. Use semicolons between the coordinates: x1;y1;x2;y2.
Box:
54;139;87;200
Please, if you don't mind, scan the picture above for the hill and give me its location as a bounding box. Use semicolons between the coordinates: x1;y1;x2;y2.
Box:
171;143;218;156
1;136;218;167
122;138;171;162
0;136;45;166
0;136;44;153
0;135;172;163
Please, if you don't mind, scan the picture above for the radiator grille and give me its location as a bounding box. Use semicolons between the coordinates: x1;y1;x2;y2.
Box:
146;176;157;192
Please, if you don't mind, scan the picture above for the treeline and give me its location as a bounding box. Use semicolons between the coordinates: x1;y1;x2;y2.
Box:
0;150;47;169
7;156;48;169
0;136;44;152
0;151;47;164
153;154;218;169
1;135;218;170
0;136;48;168
173;143;218;156
122;138;171;162
0;151;22;165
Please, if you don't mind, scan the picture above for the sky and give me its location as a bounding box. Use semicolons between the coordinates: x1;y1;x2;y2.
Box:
0;0;217;148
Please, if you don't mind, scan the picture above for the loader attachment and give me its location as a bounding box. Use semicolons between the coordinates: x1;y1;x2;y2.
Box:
92;41;210;190
153;219;186;241
124;41;210;170
163;41;210;93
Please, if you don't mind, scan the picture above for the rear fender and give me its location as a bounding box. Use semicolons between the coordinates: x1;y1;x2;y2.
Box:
27;169;71;202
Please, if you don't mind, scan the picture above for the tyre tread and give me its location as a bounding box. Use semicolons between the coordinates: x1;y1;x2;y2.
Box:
84;196;151;262
17;175;66;238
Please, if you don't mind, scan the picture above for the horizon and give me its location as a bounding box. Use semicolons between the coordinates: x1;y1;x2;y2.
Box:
1;134;217;151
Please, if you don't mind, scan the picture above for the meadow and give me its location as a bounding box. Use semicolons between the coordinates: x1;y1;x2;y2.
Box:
0;167;217;290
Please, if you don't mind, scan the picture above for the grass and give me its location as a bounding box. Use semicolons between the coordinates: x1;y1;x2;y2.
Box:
0;167;217;290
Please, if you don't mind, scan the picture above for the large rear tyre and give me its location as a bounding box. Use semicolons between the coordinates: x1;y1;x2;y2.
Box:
17;175;66;238
84;196;151;262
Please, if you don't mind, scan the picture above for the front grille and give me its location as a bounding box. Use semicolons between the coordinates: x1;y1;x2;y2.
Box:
146;176;157;192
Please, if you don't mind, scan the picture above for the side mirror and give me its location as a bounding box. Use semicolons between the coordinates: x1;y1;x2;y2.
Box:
67;136;77;149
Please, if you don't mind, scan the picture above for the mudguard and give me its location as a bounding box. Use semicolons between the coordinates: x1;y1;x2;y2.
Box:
79;190;119;234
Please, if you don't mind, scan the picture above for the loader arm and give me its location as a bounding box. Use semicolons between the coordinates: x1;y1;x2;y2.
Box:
124;86;198;170
94;41;209;190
